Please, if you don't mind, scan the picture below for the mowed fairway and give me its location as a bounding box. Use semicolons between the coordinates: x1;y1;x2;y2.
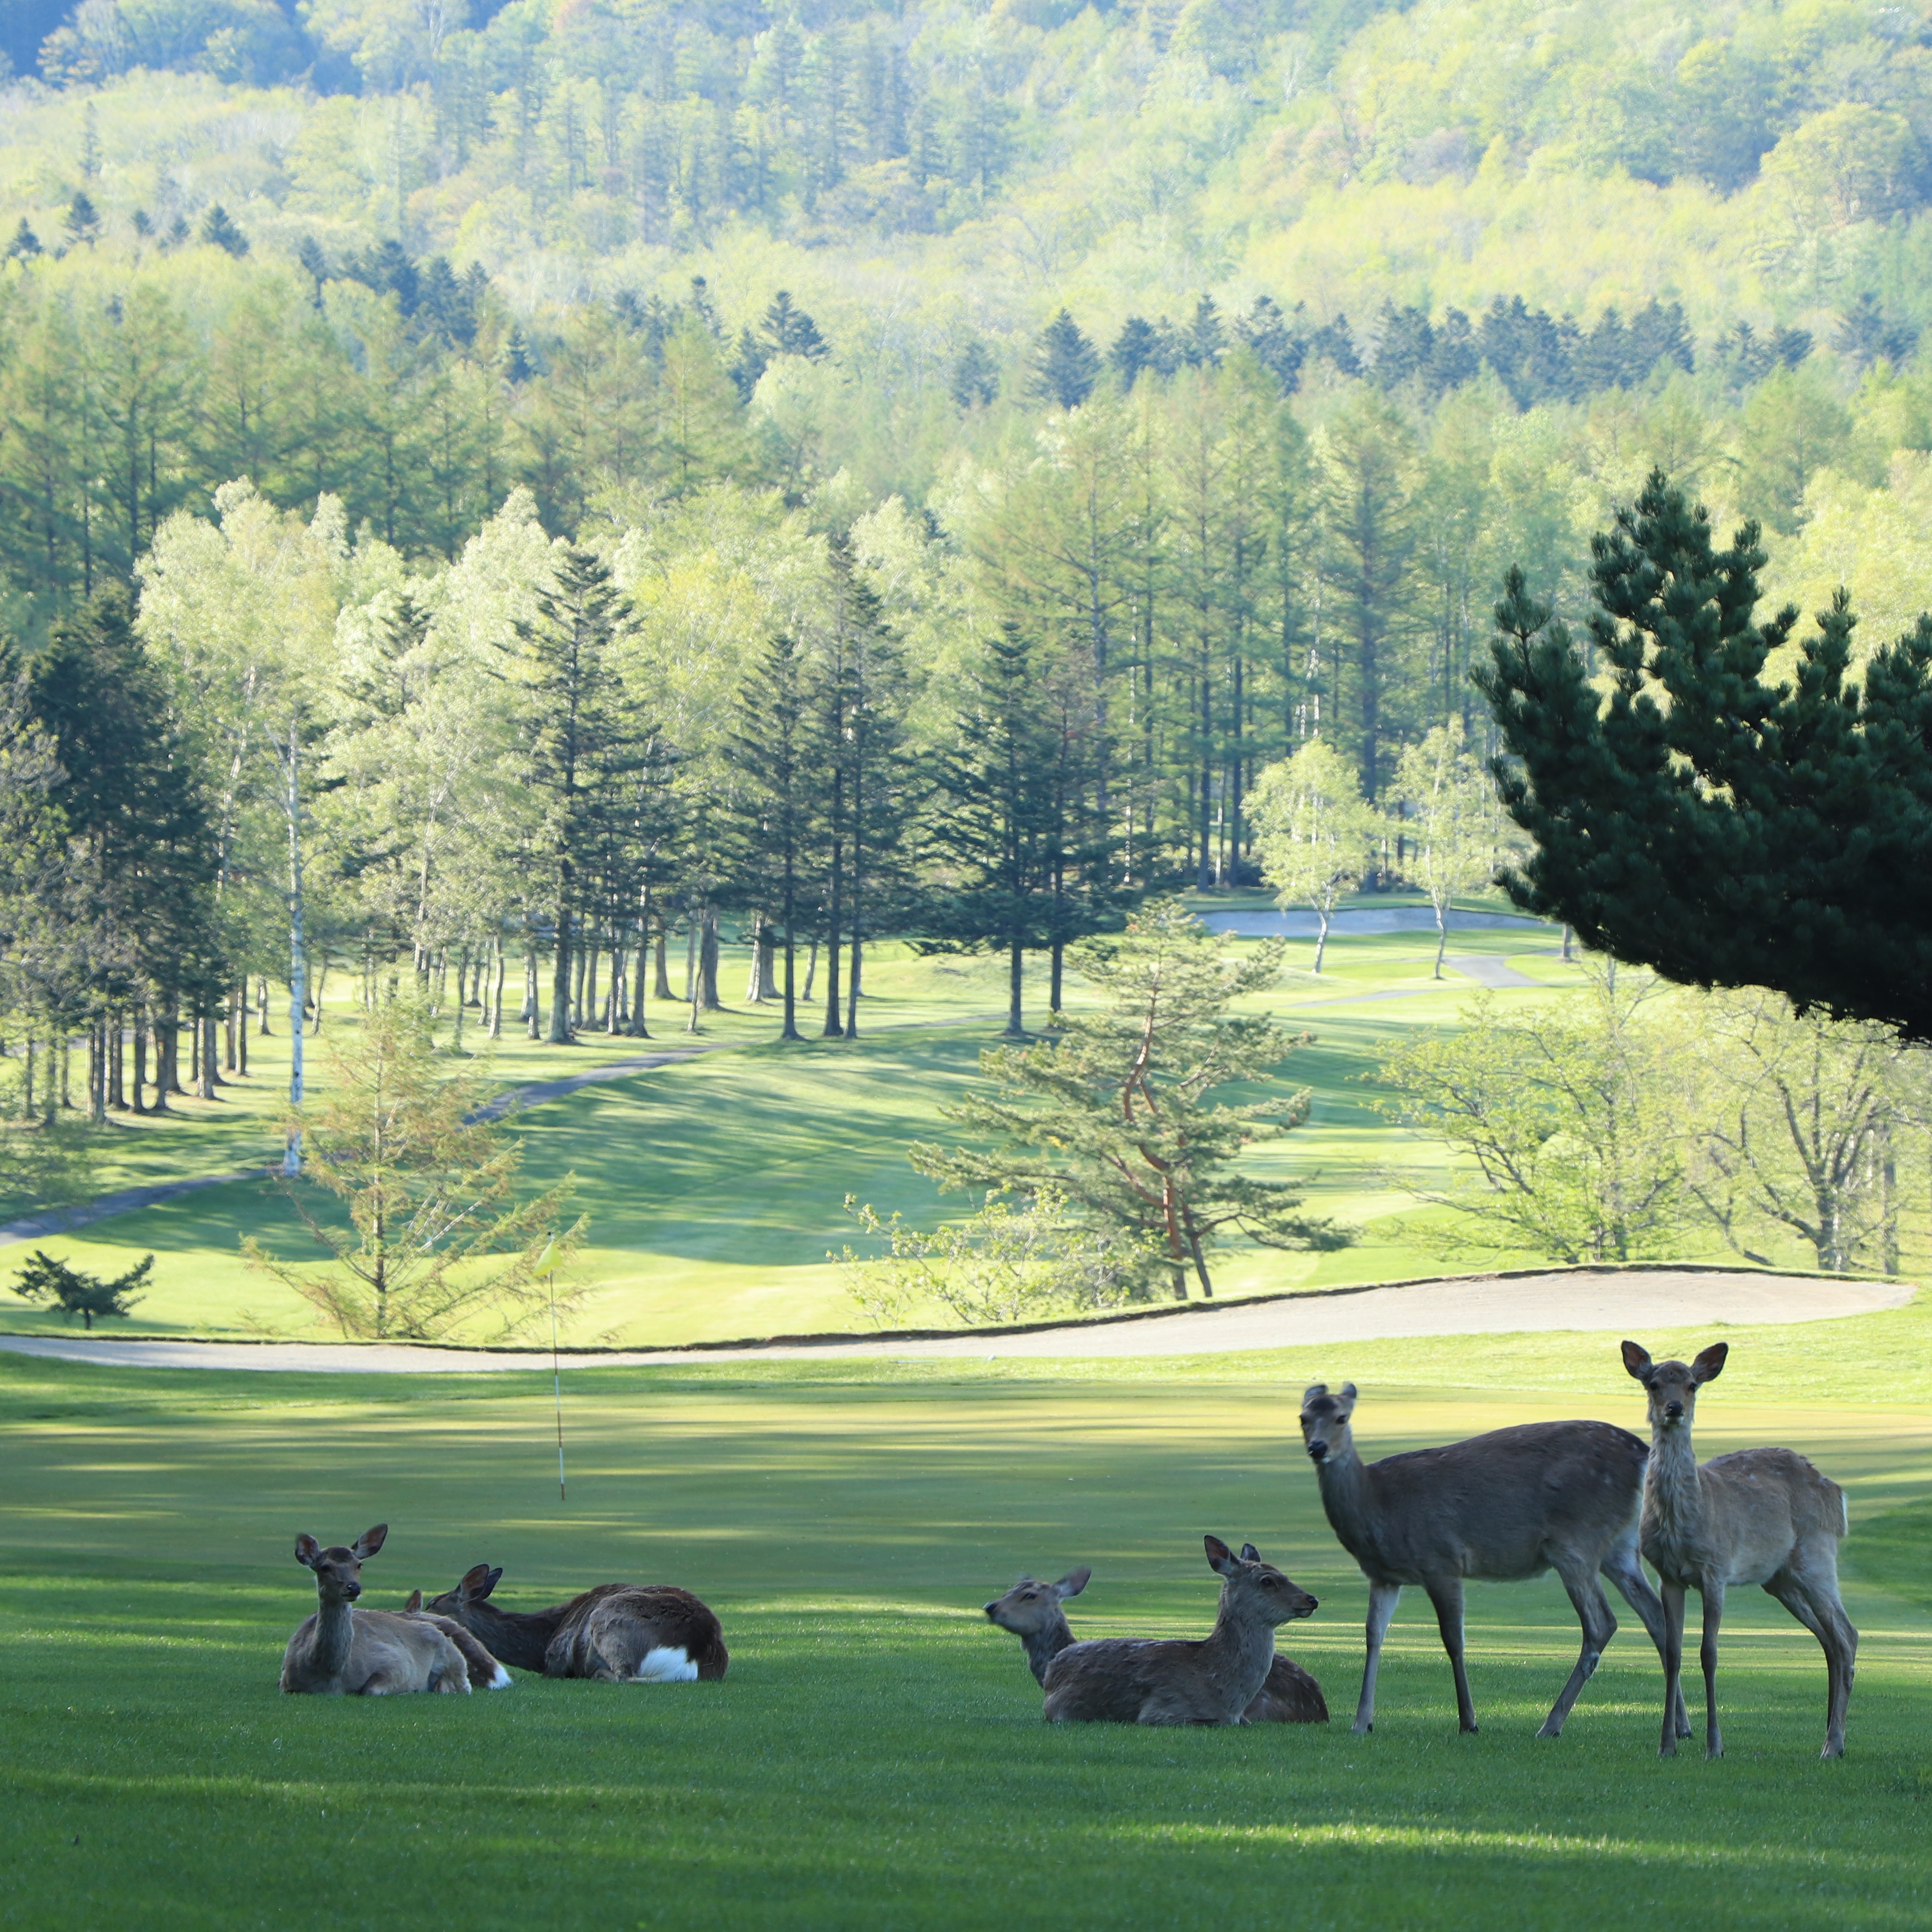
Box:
3;1312;1931;1931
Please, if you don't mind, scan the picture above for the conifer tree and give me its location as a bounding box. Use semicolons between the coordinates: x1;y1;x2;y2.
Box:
1480;471;1932;1041
1030;309;1100;411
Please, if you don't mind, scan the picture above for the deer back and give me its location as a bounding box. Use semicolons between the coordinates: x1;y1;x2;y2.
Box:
543;1585;729;1682
1349;1421;1646;1583
1674;1447;1849;1587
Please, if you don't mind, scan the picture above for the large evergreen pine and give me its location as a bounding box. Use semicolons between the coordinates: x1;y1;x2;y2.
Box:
1479;470;1932;1040
1030;310;1101;412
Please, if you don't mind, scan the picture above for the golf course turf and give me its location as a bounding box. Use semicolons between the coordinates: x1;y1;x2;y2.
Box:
3;1308;1929;1931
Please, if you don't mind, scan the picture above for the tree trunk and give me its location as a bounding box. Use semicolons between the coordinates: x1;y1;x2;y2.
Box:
1006;937;1024;1037
700;909;721;1011
655;930;673;1001
802;938;818;1003
131;1009;148;1115
286;719;306;1175
1313;904;1331;974
258;975;272;1034
1433;900;1448;979
548;901;574;1044
109;1010;126;1111
1050;939;1065;1016
235;986;247;1074
822;829;844;1037
489;937;505;1039
200;1015;219;1100
309;959;327;1034
629;903;650;1039
746;911;767;1002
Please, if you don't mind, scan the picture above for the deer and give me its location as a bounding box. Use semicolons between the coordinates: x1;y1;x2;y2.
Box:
984;1563;1327;1722
1622;1341;1857;1760
424;1563;728;1682
1036;1537;1320;1726
280;1524;471;1697
1298;1382;1690;1740
403;1589;514;1690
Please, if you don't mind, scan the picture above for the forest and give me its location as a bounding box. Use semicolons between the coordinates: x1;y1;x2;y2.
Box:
3;0;1932;1289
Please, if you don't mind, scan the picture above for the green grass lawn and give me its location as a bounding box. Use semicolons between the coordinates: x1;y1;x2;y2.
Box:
2;1306;1929;1931
0;902;1817;1346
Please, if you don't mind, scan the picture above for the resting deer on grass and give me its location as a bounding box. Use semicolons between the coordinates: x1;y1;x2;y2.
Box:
984;1564;1327;1722
403;1590;513;1690
425;1564;728;1682
280;1525;471;1697
1299;1383;1688;1739
1033;1538;1318;1726
1623;1341;1856;1760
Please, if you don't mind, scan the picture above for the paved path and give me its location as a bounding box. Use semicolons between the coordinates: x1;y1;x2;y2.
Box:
0;1269;1907;1373
1201;908;1547;938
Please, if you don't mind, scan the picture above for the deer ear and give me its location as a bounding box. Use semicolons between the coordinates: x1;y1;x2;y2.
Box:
1338;1383;1357;1405
1621;1341;1653;1382
457;1563;494;1602
1301;1384;1327;1404
352;1524;388;1559
487;1567;504;1595
1054;1567;1091;1600
1204;1535;1237;1576
1692;1342;1729;1384
1240;1542;1261;1564
404;1589;423;1611
295;1534;320;1568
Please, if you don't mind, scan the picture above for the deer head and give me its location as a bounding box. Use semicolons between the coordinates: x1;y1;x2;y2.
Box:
1622;1341;1729;1432
983;1568;1090;1638
426;1563;503;1618
1298;1383;1358;1465
1204;1535;1319;1625
293;1524;388;1604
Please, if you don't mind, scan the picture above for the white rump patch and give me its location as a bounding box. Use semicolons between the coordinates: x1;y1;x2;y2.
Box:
489;1664;514;1689
635;1646;699;1683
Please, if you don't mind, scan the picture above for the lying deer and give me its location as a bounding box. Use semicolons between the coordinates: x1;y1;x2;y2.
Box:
1623;1341;1857;1759
984;1564;1327;1722
1299;1382;1687;1739
280;1524;471;1697
1036;1538;1318;1725
403;1589;513;1690
425;1563;728;1682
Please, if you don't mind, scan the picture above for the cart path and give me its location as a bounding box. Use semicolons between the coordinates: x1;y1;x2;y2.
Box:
0;1268;1909;1373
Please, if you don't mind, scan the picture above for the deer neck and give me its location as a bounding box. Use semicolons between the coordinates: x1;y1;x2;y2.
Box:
1021;1611;1074;1686
457;1602;564;1673
1202;1591;1275;1694
1644;1421;1707;1554
309;1596;356;1684
1312;1441;1376;1557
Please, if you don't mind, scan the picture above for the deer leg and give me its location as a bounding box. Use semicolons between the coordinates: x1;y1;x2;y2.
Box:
1766;1566;1857;1759
1658;1581;1687;1759
1424;1577;1477;1734
1602;1537;1690;1738
1538;1557;1617;1739
1698;1576;1726;1761
1353;1581;1400;1735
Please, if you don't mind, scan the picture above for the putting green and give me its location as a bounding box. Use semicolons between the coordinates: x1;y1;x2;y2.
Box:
2;1314;1929;1930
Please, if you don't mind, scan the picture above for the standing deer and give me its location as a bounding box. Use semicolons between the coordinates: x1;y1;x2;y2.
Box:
425;1564;728;1682
1622;1341;1856;1759
1298;1382;1688;1739
280;1524;471;1697
403;1590;514;1689
984;1563;1327;1722
1038;1537;1319;1726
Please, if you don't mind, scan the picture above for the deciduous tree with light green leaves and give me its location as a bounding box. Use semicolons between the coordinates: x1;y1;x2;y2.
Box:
1249;739;1379;972
1391;720;1509;978
908;897;1348;1302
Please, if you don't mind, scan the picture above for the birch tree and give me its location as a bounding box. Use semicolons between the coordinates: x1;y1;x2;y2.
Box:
1391;720;1505;978
1250;738;1379;971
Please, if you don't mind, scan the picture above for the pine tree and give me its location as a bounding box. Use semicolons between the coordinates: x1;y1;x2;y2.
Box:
63;192;100;247
950;339;998;408
1030;309;1100;411
1478;471;1932;1041
762;290;830;360
910;899;1346;1299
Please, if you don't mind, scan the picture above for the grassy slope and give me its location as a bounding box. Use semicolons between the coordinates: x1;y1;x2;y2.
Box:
1;905;1818;1345
1;1308;1929;1932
